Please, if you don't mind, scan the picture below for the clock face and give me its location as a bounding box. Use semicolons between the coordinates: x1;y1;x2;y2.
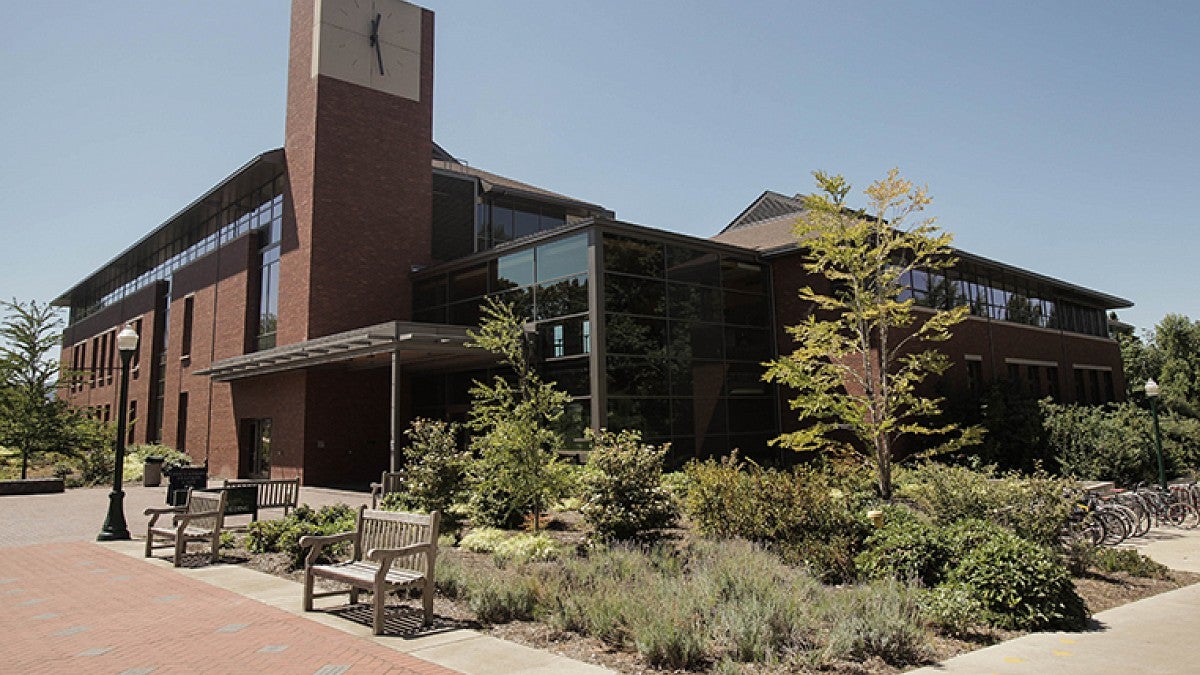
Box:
312;0;422;101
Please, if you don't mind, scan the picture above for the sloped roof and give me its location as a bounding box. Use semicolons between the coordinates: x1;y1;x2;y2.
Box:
711;191;1133;310
711;212;799;252
720;191;807;233
433;143;611;215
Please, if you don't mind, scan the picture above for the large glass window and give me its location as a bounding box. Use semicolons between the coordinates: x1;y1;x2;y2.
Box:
495;249;534;290
905;265;1110;337
255;227;281;351
70;179;284;325
602;233;775;465
536;235;588;282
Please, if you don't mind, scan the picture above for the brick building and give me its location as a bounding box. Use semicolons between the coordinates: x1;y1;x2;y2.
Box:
54;0;1130;486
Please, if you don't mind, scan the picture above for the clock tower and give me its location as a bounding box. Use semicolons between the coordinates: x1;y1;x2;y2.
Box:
282;0;434;343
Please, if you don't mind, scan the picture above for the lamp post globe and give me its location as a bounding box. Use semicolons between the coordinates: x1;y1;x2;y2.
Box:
1145;379;1167;491
98;324;139;541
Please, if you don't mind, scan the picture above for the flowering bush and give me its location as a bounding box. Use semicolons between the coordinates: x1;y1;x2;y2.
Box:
579;429;677;541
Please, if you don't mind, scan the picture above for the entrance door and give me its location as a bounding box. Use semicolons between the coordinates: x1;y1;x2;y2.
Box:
240;418;273;479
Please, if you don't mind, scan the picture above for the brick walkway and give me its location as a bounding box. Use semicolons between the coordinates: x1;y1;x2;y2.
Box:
0;541;456;675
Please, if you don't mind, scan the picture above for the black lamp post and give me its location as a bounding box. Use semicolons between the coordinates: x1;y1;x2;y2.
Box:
1145;378;1167;491
98;324;139;541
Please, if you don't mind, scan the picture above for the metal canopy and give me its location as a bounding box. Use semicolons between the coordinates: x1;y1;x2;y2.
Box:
195;321;483;382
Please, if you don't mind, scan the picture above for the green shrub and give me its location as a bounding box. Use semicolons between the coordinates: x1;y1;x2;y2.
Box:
918;583;983;636
77;443;114;486
628;582;710;671
379;418;471;530
1091;547;1170;579
579;429;678;541
491;532;565;566
896;462;1072;546
1043;401;1200;486
466;570;539;623
123;445;192;483
855;510;947;586
941;518;1009;555
459;527;509;554
822;580;931;666
245;503;357;569
467;472;532;530
434;552;469;600
683;454;868;582
946;530;1087;630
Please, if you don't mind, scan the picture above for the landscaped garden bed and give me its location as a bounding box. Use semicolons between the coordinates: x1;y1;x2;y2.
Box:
216;456;1200;674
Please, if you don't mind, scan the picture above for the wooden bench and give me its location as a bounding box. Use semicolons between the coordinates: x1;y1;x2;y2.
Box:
144;488;228;567
300;506;440;635
222;477;300;519
369;471;404;509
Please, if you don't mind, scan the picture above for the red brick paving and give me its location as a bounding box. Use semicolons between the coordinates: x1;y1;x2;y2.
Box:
0;542;457;675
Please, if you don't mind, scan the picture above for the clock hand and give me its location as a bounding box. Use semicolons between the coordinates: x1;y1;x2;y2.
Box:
370;12;384;75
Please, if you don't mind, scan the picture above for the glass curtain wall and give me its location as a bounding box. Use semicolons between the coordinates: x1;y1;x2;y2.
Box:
412;232;592;446
601;233;776;465
411;226;779;463
897;266;1109;337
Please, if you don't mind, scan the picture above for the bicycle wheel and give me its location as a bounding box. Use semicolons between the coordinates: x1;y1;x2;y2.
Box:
1096;509;1128;545
1167;503;1200;529
1110;504;1144;538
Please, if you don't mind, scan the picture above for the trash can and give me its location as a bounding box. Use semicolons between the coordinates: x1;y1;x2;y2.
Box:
143;456;165;487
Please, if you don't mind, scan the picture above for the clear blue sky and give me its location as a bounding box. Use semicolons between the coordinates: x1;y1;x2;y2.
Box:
2;1;1197;335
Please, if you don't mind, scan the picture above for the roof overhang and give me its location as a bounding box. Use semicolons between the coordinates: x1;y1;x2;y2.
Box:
196;321;490;382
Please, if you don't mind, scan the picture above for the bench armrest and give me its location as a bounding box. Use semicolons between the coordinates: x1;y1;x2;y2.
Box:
144;506;185;528
173;509;224;530
298;531;357;567
367;543;432;571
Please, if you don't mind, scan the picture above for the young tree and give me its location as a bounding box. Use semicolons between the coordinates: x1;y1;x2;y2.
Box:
0;299;75;479
466;297;572;530
763;170;981;500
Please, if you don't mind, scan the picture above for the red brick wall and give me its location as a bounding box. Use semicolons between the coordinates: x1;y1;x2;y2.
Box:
59;282;163;444
766;251;1127;434
283;2;435;343
302;368;392;487
159;234;255;468
226;371;307;482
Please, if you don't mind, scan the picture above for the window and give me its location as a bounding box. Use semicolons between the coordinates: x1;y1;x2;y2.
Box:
966;358;983;397
181;296;194;359
90;336;99;388
1047;366;1060;400
1007;363;1021;393
1027;365;1041;397
176;393;188;452
254;227;281;351
128;400;137;444
132;318;143;378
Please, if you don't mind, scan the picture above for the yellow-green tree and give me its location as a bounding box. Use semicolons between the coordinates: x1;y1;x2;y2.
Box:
466;297;572;530
764;169;980;499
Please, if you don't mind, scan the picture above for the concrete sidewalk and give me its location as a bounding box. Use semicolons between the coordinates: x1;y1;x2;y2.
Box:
909;527;1200;674
0;484;612;675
